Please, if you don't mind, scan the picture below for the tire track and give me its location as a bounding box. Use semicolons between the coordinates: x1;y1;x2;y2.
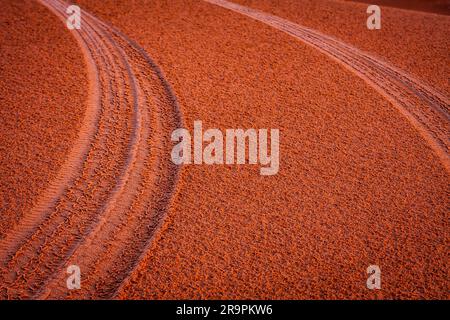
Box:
38;0;182;299
0;0;182;299
205;0;450;171
0;0;102;270
0;0;136;298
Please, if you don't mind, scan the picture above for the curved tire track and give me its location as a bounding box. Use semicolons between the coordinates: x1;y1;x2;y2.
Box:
0;0;182;299
205;0;450;171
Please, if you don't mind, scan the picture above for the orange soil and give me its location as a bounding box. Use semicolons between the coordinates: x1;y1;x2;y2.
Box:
0;0;448;299
234;0;450;94
0;0;88;239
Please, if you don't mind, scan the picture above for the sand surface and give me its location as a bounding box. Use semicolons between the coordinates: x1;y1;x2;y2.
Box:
0;0;448;299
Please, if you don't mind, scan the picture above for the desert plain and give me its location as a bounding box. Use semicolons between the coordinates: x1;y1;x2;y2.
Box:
0;0;449;299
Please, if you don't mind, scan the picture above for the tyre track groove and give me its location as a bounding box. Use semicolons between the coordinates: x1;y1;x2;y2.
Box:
0;0;135;298
40;5;182;299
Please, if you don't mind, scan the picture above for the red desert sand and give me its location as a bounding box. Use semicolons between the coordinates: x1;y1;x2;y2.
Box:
0;0;448;299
